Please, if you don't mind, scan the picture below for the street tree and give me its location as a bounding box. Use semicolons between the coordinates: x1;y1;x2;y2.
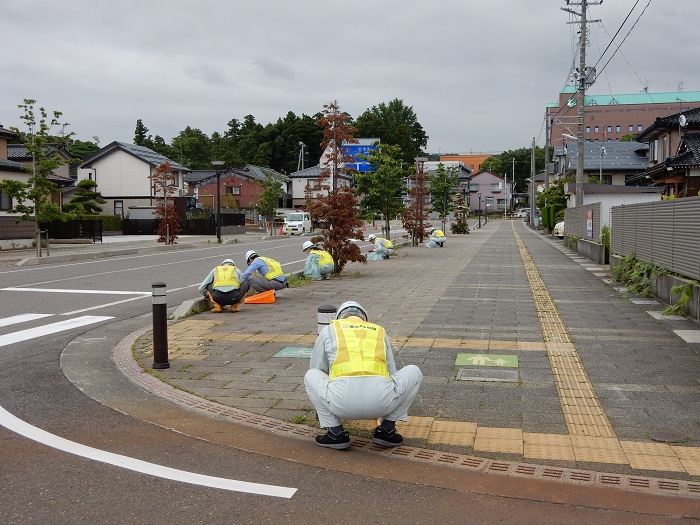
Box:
0;99;73;253
354;142;410;237
148;162;181;244
429;163;460;228
403;159;431;246
255;169;284;235
63;179;106;216
307;100;365;273
354;99;428;162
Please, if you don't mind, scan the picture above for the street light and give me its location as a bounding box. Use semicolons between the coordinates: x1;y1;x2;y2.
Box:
211;160;225;243
477;192;482;228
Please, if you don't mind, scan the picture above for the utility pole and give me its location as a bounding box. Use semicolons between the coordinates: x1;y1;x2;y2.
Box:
562;0;601;207
530;137;536;227
544;108;550;192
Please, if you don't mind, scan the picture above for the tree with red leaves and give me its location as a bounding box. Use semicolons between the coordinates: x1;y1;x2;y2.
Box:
149;161;181;244
306;101;366;273
402;157;431;246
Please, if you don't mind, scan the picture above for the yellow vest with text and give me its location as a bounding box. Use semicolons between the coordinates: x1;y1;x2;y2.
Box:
259;256;284;280
329;319;391;380
377;237;393;249
433;229;445;238
311;249;334;266
213;265;240;288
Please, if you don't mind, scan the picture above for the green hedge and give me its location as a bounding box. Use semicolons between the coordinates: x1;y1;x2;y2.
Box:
84;215;122;231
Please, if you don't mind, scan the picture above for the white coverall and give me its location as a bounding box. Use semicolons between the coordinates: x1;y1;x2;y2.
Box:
304;322;423;428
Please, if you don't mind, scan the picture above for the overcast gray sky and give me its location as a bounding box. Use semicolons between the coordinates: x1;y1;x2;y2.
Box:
3;0;698;155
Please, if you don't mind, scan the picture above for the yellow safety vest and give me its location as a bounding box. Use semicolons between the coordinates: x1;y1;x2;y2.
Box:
259;256;284;280
311;249;334;266
433;229;445;238
329;319;391;380
213;265;240;288
377;237;393;249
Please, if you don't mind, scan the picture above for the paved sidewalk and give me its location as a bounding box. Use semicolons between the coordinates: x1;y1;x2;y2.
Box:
123;220;700;496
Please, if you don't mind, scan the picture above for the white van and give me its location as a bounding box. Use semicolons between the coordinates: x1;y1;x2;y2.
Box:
284;212;312;235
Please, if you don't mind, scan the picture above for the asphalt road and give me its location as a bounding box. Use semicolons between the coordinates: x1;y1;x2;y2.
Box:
0;234;696;524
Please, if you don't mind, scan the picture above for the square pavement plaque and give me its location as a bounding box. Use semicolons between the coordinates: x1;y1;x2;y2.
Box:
273;347;313;358
455;353;518;367
456;368;519;383
647;311;686;321
629;298;659;305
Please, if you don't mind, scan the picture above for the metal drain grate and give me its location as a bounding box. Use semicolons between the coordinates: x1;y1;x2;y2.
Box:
456;368;519;383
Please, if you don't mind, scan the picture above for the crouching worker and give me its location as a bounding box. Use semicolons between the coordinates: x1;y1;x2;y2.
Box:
198;258;250;313
367;234;394;260
302;240;334;280
304;301;423;450
425;228;446;248
242;250;287;293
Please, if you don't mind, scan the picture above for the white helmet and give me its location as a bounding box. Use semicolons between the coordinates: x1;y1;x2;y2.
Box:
302;240;315;251
245;250;258;264
221;258;235;266
336;301;368;321
368;234;376;241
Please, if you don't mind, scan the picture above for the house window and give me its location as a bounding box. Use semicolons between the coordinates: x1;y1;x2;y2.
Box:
114;200;123;218
469;183;479;192
497;198;505;210
490;182;502;192
586;126;590;134
661;136;668;162
1;191;12;211
226;186;241;195
594;126;599;133
629;125;634;132
616;125;621;132
650;140;658;162
638;125;643;132
607;126;612;133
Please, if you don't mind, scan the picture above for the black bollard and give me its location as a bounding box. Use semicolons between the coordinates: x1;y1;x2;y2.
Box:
317;304;337;335
152;282;170;369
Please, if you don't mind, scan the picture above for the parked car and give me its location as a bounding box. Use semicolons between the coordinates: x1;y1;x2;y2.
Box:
284;212;312;235
553;221;564;239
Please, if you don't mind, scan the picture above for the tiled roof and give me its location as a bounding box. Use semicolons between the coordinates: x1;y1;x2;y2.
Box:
80;141;190;172
636;106;700;141
288;164;353;180
671;132;700;167
556;141;648;171
0;159;25;171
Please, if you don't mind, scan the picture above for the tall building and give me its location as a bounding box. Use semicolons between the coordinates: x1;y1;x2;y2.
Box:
547;86;700;146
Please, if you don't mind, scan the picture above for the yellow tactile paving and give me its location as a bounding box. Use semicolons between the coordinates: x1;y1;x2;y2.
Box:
474;428;524;454
267;334;308;343
428;421;477;445
402;337;435;347
671;446;700;476
513;224;616;440
430;338;461;348
620;442;686;472
570;436;628;464
396;416;434;439
345;419;378;432
523;432;575;461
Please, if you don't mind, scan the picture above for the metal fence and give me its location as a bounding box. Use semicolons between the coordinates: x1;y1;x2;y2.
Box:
43;220;103;243
611;196;700;281
564;202;602;243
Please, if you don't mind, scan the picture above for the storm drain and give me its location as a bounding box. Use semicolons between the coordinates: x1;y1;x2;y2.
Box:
457;368;519;383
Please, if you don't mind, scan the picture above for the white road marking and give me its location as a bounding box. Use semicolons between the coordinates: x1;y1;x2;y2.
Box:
0;316;114;347
0;405;296;498
2;287;151;295
0;314;53;327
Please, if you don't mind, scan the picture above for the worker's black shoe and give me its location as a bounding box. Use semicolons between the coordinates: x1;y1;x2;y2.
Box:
372;426;403;447
315;430;351;450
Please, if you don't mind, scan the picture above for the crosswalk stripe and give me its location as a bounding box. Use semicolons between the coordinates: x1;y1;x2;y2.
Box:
0;314;53;327
0;316;114;347
1;287;151;296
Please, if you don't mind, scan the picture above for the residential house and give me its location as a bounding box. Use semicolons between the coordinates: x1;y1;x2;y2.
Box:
552;141;648;185
287;164;353;208
185;165;290;221
439;153;493;173
468;170;509;215
421;161;472;211
626;106;700;197
77;141;190;218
